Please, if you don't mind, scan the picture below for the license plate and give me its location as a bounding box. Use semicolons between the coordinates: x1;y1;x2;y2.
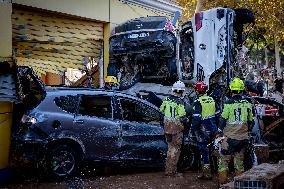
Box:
128;32;149;39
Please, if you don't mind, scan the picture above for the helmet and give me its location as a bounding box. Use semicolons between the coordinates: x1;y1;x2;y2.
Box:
229;77;245;92
195;81;208;94
172;80;185;92
105;76;118;84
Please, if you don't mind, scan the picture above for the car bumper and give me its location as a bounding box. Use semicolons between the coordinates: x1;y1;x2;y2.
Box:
11;128;47;167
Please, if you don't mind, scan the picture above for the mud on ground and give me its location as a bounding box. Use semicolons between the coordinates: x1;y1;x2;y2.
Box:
3;169;219;189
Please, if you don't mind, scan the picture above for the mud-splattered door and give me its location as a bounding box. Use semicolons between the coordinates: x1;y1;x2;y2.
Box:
117;97;167;165
73;94;121;161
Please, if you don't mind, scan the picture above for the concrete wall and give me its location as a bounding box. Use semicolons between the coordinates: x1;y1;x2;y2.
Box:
13;0;110;22
0;1;12;58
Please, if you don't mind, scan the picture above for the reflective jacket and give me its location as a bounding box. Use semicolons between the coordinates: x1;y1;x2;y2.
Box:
160;95;186;119
191;94;217;134
220;95;253;140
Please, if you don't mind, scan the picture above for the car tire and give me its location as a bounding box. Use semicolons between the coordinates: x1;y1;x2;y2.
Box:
46;145;79;179
178;145;199;171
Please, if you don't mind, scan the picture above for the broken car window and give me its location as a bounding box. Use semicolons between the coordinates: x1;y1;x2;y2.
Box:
54;95;79;113
120;98;160;124
79;95;112;119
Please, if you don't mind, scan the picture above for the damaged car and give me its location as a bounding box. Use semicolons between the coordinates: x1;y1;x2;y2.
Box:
180;8;255;88
108;16;177;90
12;84;199;178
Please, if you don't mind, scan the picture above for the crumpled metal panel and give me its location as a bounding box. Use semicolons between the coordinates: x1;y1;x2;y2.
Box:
0;74;17;102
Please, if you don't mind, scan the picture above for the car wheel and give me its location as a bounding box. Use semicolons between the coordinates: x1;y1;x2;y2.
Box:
178;145;199;171
46;145;79;179
118;65;141;90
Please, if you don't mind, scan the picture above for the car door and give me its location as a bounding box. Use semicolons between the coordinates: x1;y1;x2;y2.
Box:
73;94;121;161
117;97;167;165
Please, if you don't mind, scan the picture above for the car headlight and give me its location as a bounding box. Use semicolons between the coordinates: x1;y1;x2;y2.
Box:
21;114;37;124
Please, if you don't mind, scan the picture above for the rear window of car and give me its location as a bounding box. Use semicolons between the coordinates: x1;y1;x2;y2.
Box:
54;95;79;113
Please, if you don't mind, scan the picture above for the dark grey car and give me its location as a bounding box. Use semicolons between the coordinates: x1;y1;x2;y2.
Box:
13;87;198;178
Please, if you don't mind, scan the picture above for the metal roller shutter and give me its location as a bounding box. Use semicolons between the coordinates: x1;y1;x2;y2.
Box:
12;7;104;77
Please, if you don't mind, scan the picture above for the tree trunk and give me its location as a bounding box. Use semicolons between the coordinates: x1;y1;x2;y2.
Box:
265;47;269;67
275;39;281;76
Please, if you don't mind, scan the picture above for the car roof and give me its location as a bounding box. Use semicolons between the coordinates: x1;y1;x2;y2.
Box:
44;87;159;108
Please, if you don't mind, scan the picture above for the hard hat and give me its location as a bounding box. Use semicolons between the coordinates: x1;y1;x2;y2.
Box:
195;81;208;94
172;80;185;92
229;77;245;92
105;76;118;84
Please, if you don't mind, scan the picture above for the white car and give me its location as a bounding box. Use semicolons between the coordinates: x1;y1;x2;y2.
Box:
180;8;255;88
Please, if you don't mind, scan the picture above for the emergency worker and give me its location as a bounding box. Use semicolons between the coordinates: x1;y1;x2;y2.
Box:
104;76;118;90
218;77;253;184
191;81;218;179
160;80;186;176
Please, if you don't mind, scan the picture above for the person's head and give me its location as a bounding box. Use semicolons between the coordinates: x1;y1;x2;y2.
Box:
172;80;185;96
229;77;245;95
194;81;208;95
104;76;118;89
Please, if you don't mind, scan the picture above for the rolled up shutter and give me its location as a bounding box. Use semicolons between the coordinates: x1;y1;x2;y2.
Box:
12;7;103;77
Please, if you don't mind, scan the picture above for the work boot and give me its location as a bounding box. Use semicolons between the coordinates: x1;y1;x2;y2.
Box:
218;171;228;185
198;164;212;180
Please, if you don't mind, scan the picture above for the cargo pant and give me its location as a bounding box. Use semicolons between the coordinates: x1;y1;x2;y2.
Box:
218;138;247;176
195;122;217;165
164;118;184;175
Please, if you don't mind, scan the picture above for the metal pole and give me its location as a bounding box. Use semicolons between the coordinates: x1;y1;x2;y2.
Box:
100;47;104;88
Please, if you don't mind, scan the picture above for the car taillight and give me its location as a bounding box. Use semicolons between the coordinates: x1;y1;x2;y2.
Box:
217;9;225;19
21;114;37;124
195;12;203;31
164;20;175;32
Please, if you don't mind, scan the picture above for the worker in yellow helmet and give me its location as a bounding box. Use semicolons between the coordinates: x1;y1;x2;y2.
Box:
104;76;118;90
217;77;253;184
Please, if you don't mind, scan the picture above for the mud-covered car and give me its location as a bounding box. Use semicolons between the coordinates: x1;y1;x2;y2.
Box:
108;16;177;90
12;86;199;178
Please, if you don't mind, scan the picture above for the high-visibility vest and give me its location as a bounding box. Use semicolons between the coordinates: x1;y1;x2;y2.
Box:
160;97;186;119
197;95;216;119
221;99;253;124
